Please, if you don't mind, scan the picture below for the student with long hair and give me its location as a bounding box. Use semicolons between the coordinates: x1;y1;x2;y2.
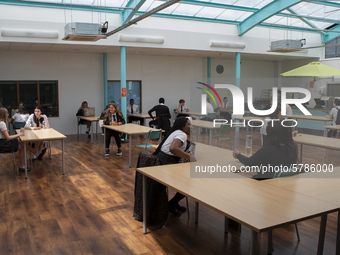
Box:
76;101;91;138
233;121;298;180
0;107;38;171
154;116;195;215
261;105;281;146
103;102;125;156
25;106;50;160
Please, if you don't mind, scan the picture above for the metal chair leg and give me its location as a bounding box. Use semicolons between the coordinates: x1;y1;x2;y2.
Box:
186;196;189;218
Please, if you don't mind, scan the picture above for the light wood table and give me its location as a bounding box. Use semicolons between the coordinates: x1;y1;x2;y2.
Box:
76;116;100;144
264;169;340;255
103;123;159;167
127;113;152;126
191;119;221;145
323;124;340;134
285;115;332;135
137;144;338;255
20;128;67;179
293;133;340;161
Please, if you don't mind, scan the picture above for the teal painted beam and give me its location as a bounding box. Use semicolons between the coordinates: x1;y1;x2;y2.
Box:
238;0;303;36
0;0;122;13
322;25;340;43
122;0;147;24
287;8;326;36
120;46;127;120
103;53;108;108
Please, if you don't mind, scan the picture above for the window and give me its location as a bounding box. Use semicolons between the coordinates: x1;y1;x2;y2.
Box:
0;81;59;117
107;81;142;111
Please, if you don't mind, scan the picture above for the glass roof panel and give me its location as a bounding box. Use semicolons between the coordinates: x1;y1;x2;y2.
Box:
217;9;252;21
194;6;226;19
5;0;340;34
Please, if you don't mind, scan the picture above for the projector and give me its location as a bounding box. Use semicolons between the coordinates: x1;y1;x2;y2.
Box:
269;39;303;53
62;22;105;42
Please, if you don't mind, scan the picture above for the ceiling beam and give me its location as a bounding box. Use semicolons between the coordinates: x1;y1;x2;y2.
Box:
122;0;147;24
105;0;181;37
323;25;340;43
238;0;303;36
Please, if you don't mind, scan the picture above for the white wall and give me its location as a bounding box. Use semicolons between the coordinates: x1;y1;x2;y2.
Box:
0;51;104;134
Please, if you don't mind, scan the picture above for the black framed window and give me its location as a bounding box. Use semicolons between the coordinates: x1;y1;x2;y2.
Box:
0;80;59;117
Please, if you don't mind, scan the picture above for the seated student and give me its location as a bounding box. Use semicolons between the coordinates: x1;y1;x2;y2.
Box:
326;98;340;137
175;99;190;118
0;107;38;171
153;117;196;215
103;102;125;156
148;97;171;128
218;97;231;121
11;105;29;124
76;101;91;138
233;122;298;180
261;106;281;146
25;106;50;160
127;99;144;126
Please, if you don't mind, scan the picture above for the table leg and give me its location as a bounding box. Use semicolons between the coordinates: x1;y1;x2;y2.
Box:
62;139;65;175
317;214;327;255
250;231;258;255
209;129;212;145
336;211;340;255
77;117;79;138
96;121;98;137
129;134;132;168
104;127;106;154
300;144;303;163
195;201;199;223
24;142;27;179
91;121;94;144
224;217;229;233
268;230;273;255
143;174;147;234
324;122;327;158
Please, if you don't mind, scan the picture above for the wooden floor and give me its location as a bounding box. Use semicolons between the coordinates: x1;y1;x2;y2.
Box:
0;128;339;255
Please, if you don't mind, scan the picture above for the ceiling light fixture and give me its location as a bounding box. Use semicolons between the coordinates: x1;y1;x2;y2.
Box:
1;29;59;39
119;35;164;44
210;41;246;49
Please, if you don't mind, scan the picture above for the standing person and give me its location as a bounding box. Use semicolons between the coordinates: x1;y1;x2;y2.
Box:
326;98;340;137
233;122;298;180
104;102;125;156
175;99;190;118
153;117;196;215
148;97;171;128
25;106;50;160
218;97;231;121
76;101;91;138
127;99;144;126
0;107;38;171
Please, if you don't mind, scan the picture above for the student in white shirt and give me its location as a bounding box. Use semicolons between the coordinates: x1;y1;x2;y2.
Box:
0;107;38;171
326;98;340;137
25;106;50;160
11;106;29;124
176;99;190;118
127;99;144;126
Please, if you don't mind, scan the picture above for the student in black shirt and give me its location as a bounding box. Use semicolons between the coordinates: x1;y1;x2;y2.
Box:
148;97;171;128
233;122;298;180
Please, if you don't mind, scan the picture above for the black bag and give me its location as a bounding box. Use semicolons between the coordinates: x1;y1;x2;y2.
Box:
0;139;19;153
335;107;340;125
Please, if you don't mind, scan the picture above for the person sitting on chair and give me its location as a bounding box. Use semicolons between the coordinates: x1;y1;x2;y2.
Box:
76;101;91;138
127;99;144;126
148;97;171;128
175;99;190;118
104;102;125;156
218;97;231;121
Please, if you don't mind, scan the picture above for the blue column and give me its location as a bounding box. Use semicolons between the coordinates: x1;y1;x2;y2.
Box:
234;52;241;150
103;53;108;108
207;57;211;85
120;46;127;120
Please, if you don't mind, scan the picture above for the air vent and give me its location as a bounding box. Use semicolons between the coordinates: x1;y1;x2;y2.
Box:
268;39;303;53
